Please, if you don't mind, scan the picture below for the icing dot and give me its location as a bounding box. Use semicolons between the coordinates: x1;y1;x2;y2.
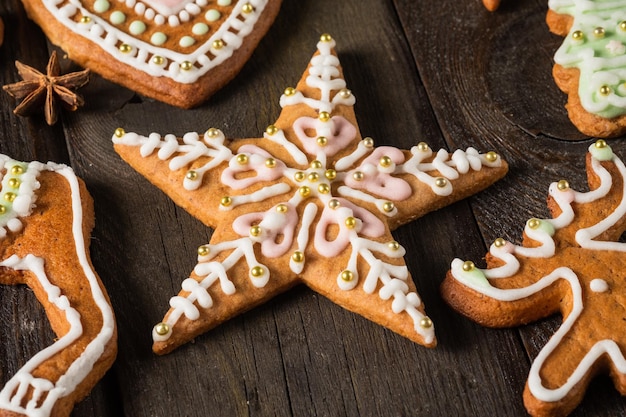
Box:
180;36;196;47
192;23;209;35
129;20;146;35
217;0;232;5
151;32;167;45
93;0;110;12
205;9;221;21
109;11;126;25
590;278;609;293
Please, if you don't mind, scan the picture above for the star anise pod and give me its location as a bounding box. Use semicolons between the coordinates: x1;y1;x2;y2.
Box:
3;51;90;125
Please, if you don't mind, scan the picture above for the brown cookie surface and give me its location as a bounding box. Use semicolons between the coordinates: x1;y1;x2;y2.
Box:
19;0;281;108
113;35;508;355
0;157;117;417
442;140;626;416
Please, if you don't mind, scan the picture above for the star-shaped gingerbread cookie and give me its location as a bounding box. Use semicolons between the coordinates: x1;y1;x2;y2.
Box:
113;35;508;354
442;140;626;416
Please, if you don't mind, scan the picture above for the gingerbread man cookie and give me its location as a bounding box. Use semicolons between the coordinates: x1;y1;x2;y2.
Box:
442;140;626;416
18;0;282;108
548;0;626;137
113;35;508;354
0;156;117;417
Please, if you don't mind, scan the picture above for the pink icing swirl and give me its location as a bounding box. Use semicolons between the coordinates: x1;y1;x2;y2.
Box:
293;115;357;157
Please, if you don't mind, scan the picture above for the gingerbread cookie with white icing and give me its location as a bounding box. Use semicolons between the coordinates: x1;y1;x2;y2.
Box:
442;140;626;416
112;34;508;354
18;0;281;108
548;0;626;137
0;156;117;417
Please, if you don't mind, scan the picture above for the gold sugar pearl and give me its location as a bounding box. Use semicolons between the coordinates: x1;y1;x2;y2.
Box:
186;170;198;180
6;178;19;192
206;128;220;138
340;270;354;282
318;111;331;122
80;16;92;24
152;55;165;65
119;43;132;53
494;238;506;248
276;203;288;213
420;317;433;329
251;266;265;277
154;322;170;336
325;169;337;180
292;251;304;263
599;85;611;96
462;261;475;272
435;177;448;188
265;158;277;168
320;33;333;43
352;171;364;181
310;160;323;169
180;61;193;71
114;127;125;138
388;241;400;251
318;183;330;194
284;87;296;96
527;218;541;229
557;179;570;191
250;225;262;237
620;21;626;31
242;3;254;13
572;30;584;41
329;199;340;209
294;172;305;182
485;151;498;163
379;156;392;168
220;196;232;207
4;192;15;203
212;39;224;50
593;27;606;38
11;165;24;175
236;154;249;165
338;88;352;99
362;137;374;148
382;201;395;213
0;205;5;214
595;139;608;149
266;124;278;135
417;142;429;152
316;136;328;147
299;186;311;197
308;172;320;182
197;245;210;256
345;217;357;229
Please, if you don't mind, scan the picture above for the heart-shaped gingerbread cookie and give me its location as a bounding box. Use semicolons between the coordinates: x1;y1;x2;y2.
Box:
19;0;281;108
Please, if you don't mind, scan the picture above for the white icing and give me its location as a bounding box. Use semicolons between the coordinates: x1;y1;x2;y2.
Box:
449;142;626;403
113;37;503;348
0;162;115;417
42;0;270;84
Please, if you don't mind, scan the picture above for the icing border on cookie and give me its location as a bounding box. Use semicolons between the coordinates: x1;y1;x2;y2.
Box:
43;0;268;84
0;161;115;416
449;141;626;403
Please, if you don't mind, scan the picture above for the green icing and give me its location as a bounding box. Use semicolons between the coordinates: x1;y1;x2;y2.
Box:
551;0;626;118
151;32;167;46
129;21;146;35
460;265;491;288
527;218;555;236
109;10;126;25
590;142;614;161
93;0;110;13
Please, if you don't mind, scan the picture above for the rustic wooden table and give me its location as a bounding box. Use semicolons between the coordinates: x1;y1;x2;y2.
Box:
1;0;625;416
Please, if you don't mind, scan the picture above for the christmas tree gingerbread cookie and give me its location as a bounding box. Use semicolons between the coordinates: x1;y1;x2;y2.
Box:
548;0;626;137
18;0;282;108
442;140;626;416
112;34;508;354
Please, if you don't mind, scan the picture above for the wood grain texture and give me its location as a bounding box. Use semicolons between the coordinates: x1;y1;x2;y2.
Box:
1;0;626;416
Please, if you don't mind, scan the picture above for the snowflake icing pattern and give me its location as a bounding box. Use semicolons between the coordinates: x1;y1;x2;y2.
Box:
113;35;507;354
